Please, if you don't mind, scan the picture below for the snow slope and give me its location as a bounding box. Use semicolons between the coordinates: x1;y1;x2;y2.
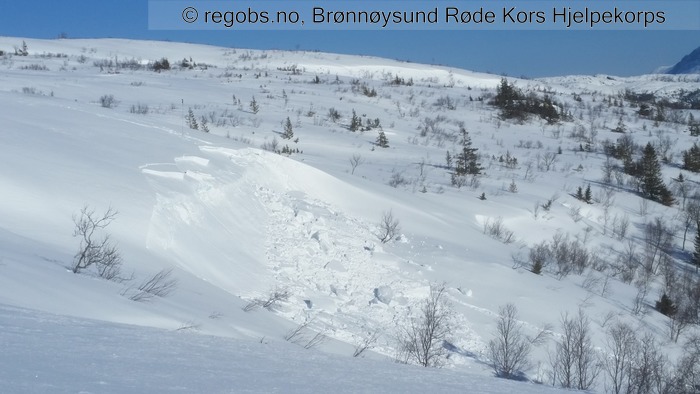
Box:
0;304;568;394
1;36;700;391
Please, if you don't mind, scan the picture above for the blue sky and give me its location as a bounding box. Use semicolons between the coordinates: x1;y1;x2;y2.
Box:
1;0;697;77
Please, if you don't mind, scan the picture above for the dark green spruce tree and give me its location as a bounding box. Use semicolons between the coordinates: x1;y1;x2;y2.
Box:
639;142;673;205
693;223;700;272
454;126;481;176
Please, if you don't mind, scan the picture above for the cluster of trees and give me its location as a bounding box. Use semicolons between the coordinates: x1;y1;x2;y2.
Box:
603;137;674;206
682;142;700;172
491;78;569;124
397;288;700;394
349;109;382;132
152;57;170;72
186;108;210;133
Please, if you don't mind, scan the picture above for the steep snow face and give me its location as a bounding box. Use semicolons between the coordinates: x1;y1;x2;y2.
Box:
2;36;700;392
667;46;700;74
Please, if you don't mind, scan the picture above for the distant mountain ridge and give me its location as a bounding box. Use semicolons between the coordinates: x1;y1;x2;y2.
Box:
667;46;700;74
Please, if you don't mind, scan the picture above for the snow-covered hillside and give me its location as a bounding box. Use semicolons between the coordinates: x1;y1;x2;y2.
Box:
1;37;700;392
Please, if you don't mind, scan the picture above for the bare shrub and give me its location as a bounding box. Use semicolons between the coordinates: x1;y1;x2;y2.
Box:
643;217;675;274
284;320;310;343
600;320;670;391
612;213;630;241
130;103;149;115
284;318;326;349
260;137;280;152
483;217;515;244
99;94;117;108
176;321;201;332
489;303;531;379
124;268;178;302
569;206;583;222
349;154;364;175
244;288;291;311
538;152;558;172
611;240;636;284
398;283;453;367
602;322;637;394
551;310;600;390
328;107;341;122
378;210;400;244
72;205;123;280
667;335;700;392
529;241;550;274
353;330;381;357
387;170;409;188
304;331;328;349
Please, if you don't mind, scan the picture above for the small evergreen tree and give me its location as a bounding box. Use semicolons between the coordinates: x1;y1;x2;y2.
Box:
693;225;700;272
445;151;453;169
660;187;676;207
655;293;676;316
186;108;198;130
349;109;361;132
250;97;259;114
639;143;668;202
614;116;626;133
493;78;526;121
453;127;481;176
576;186;584;201
376;130;389;148
508;179;518;193
281;117;294;140
200;116;209;133
584;184;592;204
683;143;700;172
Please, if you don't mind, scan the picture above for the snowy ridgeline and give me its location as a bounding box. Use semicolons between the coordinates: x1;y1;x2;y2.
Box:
1;36;700;392
0;304;565;393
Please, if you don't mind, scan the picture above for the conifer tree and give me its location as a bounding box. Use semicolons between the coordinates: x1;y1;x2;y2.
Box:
349;109;361;132
639;142;667;202
614;116;626;133
282;117;294;140
250;97;259;114
454;127;481;176
584;184;592;204
376;130;389;148
186;108;198;130
693;224;700;272
683;143;700;172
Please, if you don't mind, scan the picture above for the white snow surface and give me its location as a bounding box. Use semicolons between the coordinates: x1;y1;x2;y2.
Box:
1;36;699;392
0;304;565;393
